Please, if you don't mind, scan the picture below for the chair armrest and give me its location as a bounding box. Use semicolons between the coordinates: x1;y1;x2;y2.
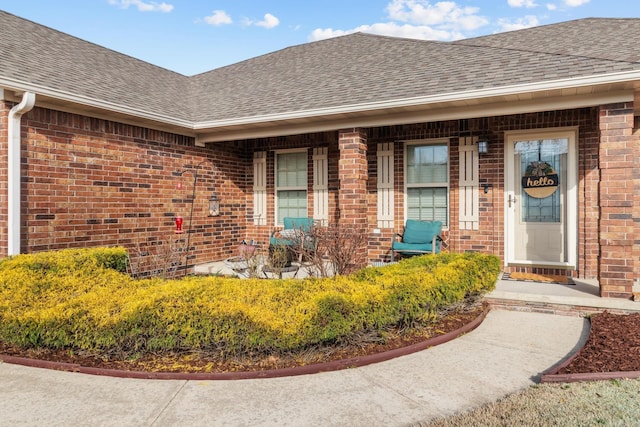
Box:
435;234;448;249
392;233;403;244
270;228;283;238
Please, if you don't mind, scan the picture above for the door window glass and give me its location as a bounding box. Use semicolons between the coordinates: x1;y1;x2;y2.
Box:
515;139;567;223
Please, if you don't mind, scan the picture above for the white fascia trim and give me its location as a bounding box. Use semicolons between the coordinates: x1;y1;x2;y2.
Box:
0;77;195;129
194;70;640;129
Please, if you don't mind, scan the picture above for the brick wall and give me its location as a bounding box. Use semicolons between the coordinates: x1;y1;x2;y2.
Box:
337;128;368;225
366;108;601;278
598;103;636;298
243;132;337;249
5;102;633;293
635;116;640;290
11;106;249;270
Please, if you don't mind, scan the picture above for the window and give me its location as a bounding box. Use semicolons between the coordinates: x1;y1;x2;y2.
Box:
405;142;449;225
275;150;308;224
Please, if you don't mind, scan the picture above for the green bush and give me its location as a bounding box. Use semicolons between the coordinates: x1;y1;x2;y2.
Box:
0;248;500;358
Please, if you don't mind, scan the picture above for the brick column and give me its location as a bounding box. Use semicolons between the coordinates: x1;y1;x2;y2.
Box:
338;128;368;263
634;115;640;295
598;103;636;298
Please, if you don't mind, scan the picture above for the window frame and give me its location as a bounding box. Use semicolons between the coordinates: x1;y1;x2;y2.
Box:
403;139;450;227
274;148;309;226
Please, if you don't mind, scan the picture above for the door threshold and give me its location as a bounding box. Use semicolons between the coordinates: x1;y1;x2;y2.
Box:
507;263;575;270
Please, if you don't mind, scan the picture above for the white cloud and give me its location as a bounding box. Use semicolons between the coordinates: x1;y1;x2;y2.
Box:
497;15;540;31
564;0;589;6
255;13;280;29
542;0;587;11
108;0;173;13
204;10;232;26
244;13;280;29
311;0;487;42
508;0;538;7
311;22;462;42
386;0;487;30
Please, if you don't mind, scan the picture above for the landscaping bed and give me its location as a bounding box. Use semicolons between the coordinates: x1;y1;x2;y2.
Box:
0;248;500;376
0;297;486;375
543;310;640;380
559;311;640;374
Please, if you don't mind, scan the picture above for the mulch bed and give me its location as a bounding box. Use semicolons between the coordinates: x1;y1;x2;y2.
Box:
556;311;640;374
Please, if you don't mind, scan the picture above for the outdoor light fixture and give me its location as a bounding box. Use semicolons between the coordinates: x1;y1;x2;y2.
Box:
208;192;220;217
478;140;489;154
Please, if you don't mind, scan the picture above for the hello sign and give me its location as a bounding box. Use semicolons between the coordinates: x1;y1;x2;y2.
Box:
522;161;559;198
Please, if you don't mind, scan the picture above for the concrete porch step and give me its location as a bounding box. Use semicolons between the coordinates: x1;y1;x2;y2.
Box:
488;278;640;316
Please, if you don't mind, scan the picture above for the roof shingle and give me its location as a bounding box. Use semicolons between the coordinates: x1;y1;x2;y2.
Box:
1;12;639;126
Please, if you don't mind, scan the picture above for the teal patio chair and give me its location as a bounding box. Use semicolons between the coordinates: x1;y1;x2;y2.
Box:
391;219;444;262
269;217;316;263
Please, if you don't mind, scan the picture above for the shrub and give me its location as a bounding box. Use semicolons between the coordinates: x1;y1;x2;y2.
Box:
0;249;500;358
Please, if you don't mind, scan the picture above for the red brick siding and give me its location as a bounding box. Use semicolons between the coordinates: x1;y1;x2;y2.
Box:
598;103;636;298
13;106;248;269
3;101;636;298
366;108;601;281
635;116;640;290
242;132;337;249
337;129;368;226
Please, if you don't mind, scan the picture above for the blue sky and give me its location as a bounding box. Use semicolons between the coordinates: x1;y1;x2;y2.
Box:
0;0;637;75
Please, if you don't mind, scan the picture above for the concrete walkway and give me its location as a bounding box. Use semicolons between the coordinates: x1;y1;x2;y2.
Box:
0;309;587;426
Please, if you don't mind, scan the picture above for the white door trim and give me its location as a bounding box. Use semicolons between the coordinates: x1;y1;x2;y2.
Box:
504;127;578;268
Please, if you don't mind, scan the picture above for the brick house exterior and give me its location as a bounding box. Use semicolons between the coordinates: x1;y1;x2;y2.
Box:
1;12;639;298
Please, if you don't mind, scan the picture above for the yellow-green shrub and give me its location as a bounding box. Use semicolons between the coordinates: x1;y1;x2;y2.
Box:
0;249;500;357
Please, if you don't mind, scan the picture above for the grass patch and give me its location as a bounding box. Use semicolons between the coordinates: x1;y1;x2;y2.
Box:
424;379;640;426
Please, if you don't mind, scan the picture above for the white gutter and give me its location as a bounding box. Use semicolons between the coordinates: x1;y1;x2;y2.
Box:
7;92;36;255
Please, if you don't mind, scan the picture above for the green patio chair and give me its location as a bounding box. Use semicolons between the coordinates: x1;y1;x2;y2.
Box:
269;217;316;264
391;219;444;262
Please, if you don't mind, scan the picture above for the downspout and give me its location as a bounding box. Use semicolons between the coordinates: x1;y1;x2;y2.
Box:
7;92;36;256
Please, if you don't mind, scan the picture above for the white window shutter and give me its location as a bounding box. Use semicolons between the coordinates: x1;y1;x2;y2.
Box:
459;137;479;230
377;142;394;228
253;151;267;226
313;147;328;224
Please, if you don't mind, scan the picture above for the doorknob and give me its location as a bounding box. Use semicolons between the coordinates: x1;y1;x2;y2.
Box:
508;194;517;208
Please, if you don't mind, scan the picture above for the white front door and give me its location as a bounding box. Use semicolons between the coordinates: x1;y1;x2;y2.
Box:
505;129;577;267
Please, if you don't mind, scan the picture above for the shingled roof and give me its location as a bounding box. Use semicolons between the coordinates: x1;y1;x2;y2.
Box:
0;11;192;122
1;11;639;133
454;18;640;63
190;28;639;123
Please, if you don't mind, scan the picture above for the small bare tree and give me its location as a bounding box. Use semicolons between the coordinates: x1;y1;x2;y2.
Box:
264;244;292;279
293;223;368;277
127;234;187;279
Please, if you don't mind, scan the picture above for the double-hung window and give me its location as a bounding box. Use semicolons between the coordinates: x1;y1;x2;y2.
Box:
275;150;308;225
405;141;449;226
